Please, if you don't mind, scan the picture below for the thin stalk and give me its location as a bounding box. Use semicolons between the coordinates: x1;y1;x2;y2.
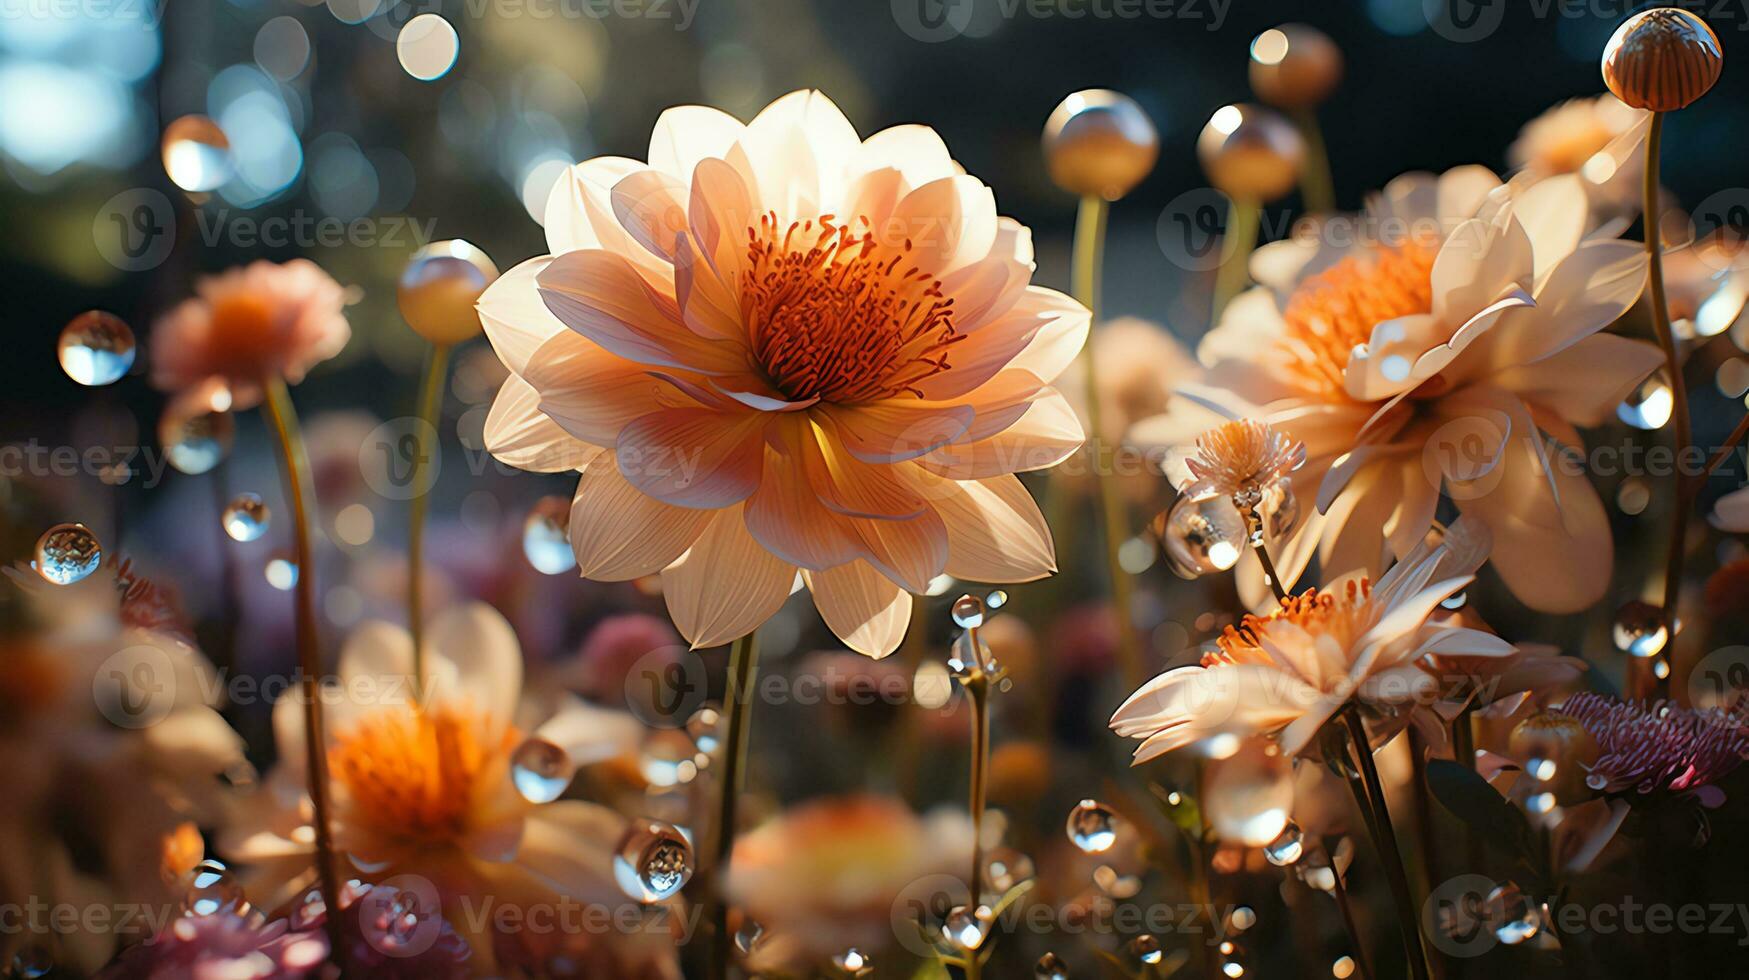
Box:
1239;501;1289;603
708;631;760;980
1452;705;1483;882
1694;410;1749;487
1211;197;1261;324
1071;194;1144;688
964;674;990;980
1293;108;1336;214
1326;844;1374;980
1642;112;1687;701
407;342;451;691
261;378;344;965
1340;705;1431;980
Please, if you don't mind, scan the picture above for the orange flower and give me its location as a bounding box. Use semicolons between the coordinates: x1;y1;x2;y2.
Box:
480;91;1087;656
151;259;350;408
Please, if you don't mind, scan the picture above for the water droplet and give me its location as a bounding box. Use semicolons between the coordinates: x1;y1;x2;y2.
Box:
613;819;693;903
1525;756;1557;781
640;729;700;786
1332;954;1357;978
34;523;102;585
1159;496;1245;578
986;589;1008;611
734;917;764;954
1263;821;1305;865
1035;951;1070;980
1617;477;1652;515
1218;940;1248;977
943;905;989;951
161;114;233;193
264;554;298;591
1617;373;1674;429
1126;934;1163;966
951;594;986;629
8;945;52;979
57;311;135;386
521;496;575;575
983;847;1035;893
222;493;271;542
686;704;722;754
183;859;244;916
159;381;236;475
1611;600;1668;657
1225;906;1257;934
1486;882;1541;945
1065;799;1118;854
947;633;995;681
831;947;872;976
510;737;575;804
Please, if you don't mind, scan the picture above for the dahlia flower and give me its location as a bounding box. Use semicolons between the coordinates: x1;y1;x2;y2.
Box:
93;910;330;980
1509;94;1650;233
479;90;1086;657
1132;166;1659;611
1110;517;1514;763
151;259;351;409
1560;692;1748;799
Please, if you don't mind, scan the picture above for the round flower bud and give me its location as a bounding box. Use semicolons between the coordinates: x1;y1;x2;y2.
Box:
398;240;499;345
1509;710;1600;805
1249;24;1344;110
1602;8;1723;112
1197;104;1305;203
1042;89;1159;201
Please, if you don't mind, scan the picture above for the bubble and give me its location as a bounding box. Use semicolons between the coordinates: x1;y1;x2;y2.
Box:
183;859;245;916
982;847;1035;893
398;240;499;345
1611;600;1668;657
222;493;271;542
1616;477;1651;515
35;523;102;585
1226;906;1257;933
1065;799;1118;854
951;594;986;630
510;737;575;804
161;114;233;193
264;554;298;591
1035;952;1070;980
985;589;1008;611
1263;821;1305;866
1126;933;1164;966
947;633;995;681
1160;496;1246;578
159;381;236;475
943;905;989;951
685;704;722;754
734;917;764;954
1486;882;1542;945
520;496;575;574
831;948;873;977
1616;373;1673;429
397;14;459;82
613;819;693;903
58;311;135;386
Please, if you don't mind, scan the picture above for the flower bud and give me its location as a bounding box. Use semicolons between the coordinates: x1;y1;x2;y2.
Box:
1249;24;1344;110
1508;710;1600;805
1042;89;1159;201
398;240;499;345
1197;104;1305;203
1602;8;1723;112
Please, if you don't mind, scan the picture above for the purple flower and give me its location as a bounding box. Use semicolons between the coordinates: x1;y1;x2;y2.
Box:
290;880;471;979
1561;693;1749;799
95;910;328;979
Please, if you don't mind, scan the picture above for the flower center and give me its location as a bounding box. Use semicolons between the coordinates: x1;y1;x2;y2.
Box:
329;704;517;844
207;292;286;375
1209;580;1374;667
741;213;961;403
1278;239;1437;399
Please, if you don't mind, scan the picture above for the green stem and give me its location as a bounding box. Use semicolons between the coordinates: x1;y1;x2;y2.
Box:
261;378;344;966
1340;705;1431;980
1643;112;1687;702
1071;194;1144;689
1293;108;1336;214
407;342;451;693
1211;197;1261;325
709;631;760;980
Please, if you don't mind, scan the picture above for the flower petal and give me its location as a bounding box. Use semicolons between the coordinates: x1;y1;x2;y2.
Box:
569;453;714;580
615;406;767;508
661;507;796;648
486;374;597;472
805;561;913;659
537;249;749;375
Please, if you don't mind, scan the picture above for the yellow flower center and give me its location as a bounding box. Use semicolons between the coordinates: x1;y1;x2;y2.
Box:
329;704;517;844
742;213;962;403
1533;120;1616;175
1209;580;1374;665
1278;239;1437;399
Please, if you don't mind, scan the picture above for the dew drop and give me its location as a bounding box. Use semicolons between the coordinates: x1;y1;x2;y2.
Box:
951;594;986;629
34;523;102;585
521;496;575;575
159;381;236;476
1126;933;1163;966
264;554;299;591
222;493;271;542
1263;821;1305;866
58;311;135;386
510;737;575;804
685;704;722;755
1617;373;1674;430
985;589;1008;611
734;917;764;954
612;819;693;903
983;847;1035;893
641;729;700;787
1226;906;1257;933
183;858;244;916
942;905;988;951
1611;600;1668;657
1158;496;1246;578
1652;656;1671;680
161;114;233;193
1035;951;1070;980
1065;799;1118;854
1486;882;1542;945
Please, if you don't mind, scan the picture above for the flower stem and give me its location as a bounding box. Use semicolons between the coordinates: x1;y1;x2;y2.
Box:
1325;839;1374;980
1071;194;1144;689
407;341;451;693
1211;196;1260;324
1642;111;1687;701
1239;502;1289;603
261;377;344;965
1293;108;1336;215
709;630;760;980
1694;410;1749;487
1339;704;1431;980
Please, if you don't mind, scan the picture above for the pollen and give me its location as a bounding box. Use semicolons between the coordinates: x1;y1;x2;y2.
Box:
329;704;518;843
742;213;962;403
1278;239;1437;398
1207;580;1373;665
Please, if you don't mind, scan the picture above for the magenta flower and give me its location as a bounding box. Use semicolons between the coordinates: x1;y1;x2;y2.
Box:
95;910;328;979
1561;693;1749;800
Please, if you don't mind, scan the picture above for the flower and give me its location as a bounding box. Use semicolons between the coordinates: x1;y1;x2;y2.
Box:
1509;94;1650;232
479;90;1087;657
1179;419;1305;505
1109;517;1515;763
1664;228;1749;342
1131;165;1660;612
1602;7;1724;113
1559;693;1748;799
288;880;472;978
221;603;654;975
723;795;972;967
151;259;350;409
93;910;330;979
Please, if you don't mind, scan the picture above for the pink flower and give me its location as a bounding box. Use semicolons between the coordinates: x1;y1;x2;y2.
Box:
94;910;329;979
1560;693;1749;798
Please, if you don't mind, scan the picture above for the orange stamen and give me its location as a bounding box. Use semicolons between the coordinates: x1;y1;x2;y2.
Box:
1278;239;1438;398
